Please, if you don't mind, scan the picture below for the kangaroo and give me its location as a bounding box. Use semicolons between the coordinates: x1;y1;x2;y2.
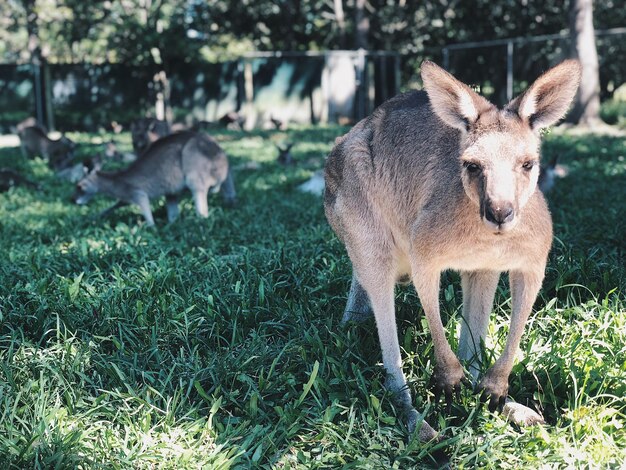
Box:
276;143;294;165
324;60;581;445
73;131;236;226
14;116;47;135
130;117;171;156
0;168;40;192
18;126;75;170
538;155;567;194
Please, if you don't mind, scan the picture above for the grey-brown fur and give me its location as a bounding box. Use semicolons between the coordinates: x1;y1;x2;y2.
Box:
130;118;171;156
74;131;236;226
324;60;581;444
14;117;47;135
18;126;75;170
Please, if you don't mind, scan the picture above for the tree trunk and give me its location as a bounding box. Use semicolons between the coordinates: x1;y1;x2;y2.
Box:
569;0;602;126
23;0;48;128
355;0;369;50
153;69;172;125
333;0;346;49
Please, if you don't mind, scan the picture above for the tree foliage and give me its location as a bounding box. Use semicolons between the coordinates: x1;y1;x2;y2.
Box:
2;1;624;63
0;0;624;99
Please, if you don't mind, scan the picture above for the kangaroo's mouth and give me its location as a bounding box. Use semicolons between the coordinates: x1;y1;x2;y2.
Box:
73;192;93;205
483;217;517;235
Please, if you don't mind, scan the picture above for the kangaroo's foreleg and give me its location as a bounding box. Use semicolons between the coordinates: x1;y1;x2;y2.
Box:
341;273;374;324
458;270;500;382
478;269;543;411
99;200;128;219
413;269;467;408
132;191;155;227
220;167;237;207
191;187;209;218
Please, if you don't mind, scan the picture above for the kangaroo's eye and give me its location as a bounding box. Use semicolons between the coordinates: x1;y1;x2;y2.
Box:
522;161;535;171
464;162;481;174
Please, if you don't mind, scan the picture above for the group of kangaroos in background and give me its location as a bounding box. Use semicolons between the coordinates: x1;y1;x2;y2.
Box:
13;116;238;226
11;60;582;464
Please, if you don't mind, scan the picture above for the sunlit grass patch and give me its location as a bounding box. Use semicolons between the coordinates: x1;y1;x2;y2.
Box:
0;127;624;467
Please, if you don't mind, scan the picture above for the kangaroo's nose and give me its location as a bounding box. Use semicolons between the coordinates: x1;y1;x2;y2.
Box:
485;202;514;225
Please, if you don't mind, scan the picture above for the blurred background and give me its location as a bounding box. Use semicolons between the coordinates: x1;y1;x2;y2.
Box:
0;0;624;132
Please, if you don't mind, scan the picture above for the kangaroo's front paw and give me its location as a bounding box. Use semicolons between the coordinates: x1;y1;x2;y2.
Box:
431;358;470;412
477;367;509;412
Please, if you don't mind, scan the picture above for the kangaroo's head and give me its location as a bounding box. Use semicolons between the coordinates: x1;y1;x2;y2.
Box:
131;118;169;155
73;160;102;205
421;60;581;234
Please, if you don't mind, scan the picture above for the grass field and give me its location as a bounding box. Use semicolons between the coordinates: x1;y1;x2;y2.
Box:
0;126;624;469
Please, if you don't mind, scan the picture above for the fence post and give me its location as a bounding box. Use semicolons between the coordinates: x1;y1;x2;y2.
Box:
506;40;514;102
394;54;401;96
355;48;366;121
243;58;255;130
443;47;450;70
43;62;54;131
236;59;244;112
32;62;44;126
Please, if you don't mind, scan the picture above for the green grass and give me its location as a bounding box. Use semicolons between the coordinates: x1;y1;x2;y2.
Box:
0;126;624;469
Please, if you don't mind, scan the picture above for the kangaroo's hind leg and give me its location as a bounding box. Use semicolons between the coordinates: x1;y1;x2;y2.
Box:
341;273;374;324
350;254;438;443
457;270;500;382
131;191;155;226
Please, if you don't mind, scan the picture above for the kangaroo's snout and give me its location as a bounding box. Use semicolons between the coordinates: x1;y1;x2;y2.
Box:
73;190;91;205
485;201;514;225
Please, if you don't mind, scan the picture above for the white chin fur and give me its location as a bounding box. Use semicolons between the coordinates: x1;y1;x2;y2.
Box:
483;217;517;234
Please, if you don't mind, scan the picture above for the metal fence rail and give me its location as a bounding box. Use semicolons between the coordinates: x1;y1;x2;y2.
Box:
442;27;626;102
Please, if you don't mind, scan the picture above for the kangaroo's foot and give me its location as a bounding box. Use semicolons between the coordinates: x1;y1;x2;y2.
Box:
501;398;545;426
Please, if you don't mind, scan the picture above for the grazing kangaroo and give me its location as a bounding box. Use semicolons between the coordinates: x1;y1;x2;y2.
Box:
18;126;75;170
324;60;581;444
73;131;236;226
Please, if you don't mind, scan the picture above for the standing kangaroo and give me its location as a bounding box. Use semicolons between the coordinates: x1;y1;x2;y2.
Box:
73;131;236;226
324;60;581;444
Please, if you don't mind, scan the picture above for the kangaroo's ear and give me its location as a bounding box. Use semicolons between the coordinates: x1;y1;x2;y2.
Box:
421;60;494;132
84;156;102;174
507;60;581;130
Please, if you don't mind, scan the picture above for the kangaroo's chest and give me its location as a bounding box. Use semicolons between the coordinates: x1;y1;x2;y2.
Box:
402;230;530;274
442;238;521;271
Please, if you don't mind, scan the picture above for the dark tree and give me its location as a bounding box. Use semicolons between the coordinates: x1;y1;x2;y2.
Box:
569;0;602;126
